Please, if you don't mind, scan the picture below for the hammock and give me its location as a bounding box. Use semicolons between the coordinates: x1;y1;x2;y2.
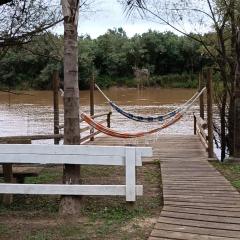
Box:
81;112;182;138
95;84;201;122
81;87;205;139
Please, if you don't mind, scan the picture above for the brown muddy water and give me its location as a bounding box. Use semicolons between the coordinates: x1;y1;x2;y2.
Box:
0;87;200;145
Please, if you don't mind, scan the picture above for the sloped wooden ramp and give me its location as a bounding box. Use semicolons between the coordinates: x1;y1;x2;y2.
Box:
91;134;240;239
149;135;240;240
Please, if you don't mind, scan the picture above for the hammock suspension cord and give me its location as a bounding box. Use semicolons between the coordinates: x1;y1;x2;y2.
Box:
95;84;203;122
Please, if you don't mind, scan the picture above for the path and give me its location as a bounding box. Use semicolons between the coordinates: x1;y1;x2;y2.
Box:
91;134;240;239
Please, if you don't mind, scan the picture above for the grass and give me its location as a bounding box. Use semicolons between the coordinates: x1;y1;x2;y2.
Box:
0;164;162;240
211;161;240;192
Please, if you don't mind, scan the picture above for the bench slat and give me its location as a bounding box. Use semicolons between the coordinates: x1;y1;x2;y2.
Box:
0;183;143;196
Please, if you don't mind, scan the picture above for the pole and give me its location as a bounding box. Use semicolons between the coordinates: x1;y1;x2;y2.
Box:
199;71;204;119
107;112;111;128
206;68;214;158
53;71;60;145
90;71;95;141
194;114;196;135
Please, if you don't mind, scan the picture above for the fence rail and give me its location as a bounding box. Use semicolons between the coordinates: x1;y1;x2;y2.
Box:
0;144;152;202
194;113;208;150
0;112;112;143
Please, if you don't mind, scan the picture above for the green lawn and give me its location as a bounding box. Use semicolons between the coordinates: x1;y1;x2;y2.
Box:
211;161;240;192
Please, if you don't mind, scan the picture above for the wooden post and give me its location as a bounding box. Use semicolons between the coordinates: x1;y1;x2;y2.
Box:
60;0;81;215
206;68;214;158
90;71;95;141
2;139;31;205
199;72;205;119
2;164;13;205
194;114;197;135
53;71;60;145
107;112;111;128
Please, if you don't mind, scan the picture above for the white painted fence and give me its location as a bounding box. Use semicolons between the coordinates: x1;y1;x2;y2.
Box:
0;144;152;201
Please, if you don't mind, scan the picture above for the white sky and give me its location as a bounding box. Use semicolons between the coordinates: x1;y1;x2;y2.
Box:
54;0;186;38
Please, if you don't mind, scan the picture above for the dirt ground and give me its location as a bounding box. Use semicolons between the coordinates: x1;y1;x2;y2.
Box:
0;163;163;240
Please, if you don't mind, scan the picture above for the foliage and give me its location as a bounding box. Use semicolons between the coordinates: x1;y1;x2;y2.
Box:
0;29;203;90
130;0;240;160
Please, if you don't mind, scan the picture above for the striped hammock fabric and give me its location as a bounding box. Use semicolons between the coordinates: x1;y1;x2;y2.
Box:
109;101;178;122
95;84;199;123
81;112;183;138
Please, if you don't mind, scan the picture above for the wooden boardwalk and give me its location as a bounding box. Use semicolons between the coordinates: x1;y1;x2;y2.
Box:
91;134;240;240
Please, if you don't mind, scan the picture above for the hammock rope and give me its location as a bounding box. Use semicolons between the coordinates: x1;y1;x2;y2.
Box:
81;87;206;139
95;84;203;123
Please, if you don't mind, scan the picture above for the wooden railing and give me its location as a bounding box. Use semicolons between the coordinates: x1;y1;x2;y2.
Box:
80;111;112;143
0;111;112;143
194;113;208;150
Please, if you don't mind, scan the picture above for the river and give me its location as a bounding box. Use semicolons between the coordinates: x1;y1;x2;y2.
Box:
0;88;200;145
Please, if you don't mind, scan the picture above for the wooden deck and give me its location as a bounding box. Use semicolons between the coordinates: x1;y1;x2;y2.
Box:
91;134;240;240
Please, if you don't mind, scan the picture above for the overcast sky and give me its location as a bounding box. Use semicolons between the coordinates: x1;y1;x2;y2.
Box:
55;0;181;38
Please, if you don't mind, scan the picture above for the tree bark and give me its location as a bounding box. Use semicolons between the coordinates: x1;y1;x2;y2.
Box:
59;0;81;215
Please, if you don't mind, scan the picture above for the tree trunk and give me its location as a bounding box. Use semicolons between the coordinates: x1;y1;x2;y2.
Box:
234;30;240;158
59;0;81;215
220;89;227;161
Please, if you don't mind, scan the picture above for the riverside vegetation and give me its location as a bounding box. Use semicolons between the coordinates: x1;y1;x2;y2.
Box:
0;28;206;90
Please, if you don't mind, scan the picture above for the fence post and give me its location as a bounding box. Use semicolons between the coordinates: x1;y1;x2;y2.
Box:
53;71;60;145
125;147;136;202
199;72;205;119
2;139;31;205
107;112;111;128
194;114;197;135
206;68;214;158
90;71;95;141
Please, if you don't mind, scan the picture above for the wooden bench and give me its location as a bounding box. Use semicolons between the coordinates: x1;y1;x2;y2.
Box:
0;166;42;183
0;144;152;202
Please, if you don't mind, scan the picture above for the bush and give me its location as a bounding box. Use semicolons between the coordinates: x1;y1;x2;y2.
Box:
150;73;198;88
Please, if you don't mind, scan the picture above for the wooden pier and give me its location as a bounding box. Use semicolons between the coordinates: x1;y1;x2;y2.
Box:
91;134;240;240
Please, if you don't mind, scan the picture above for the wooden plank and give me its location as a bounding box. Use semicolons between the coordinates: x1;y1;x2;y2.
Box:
0;154;128;166
164;206;240;218
0;184;143;196
161;210;240;224
154;222;240;239
0;144;152;158
165;200;240;208
125;147;136;201
157;216;240;231
151;229;237;240
164;196;240;204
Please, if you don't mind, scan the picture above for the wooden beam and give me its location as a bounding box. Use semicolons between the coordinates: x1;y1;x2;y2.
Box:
206;68;214;158
90;70;95;141
199;72;205;119
0;184;143;196
53;70;60;145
